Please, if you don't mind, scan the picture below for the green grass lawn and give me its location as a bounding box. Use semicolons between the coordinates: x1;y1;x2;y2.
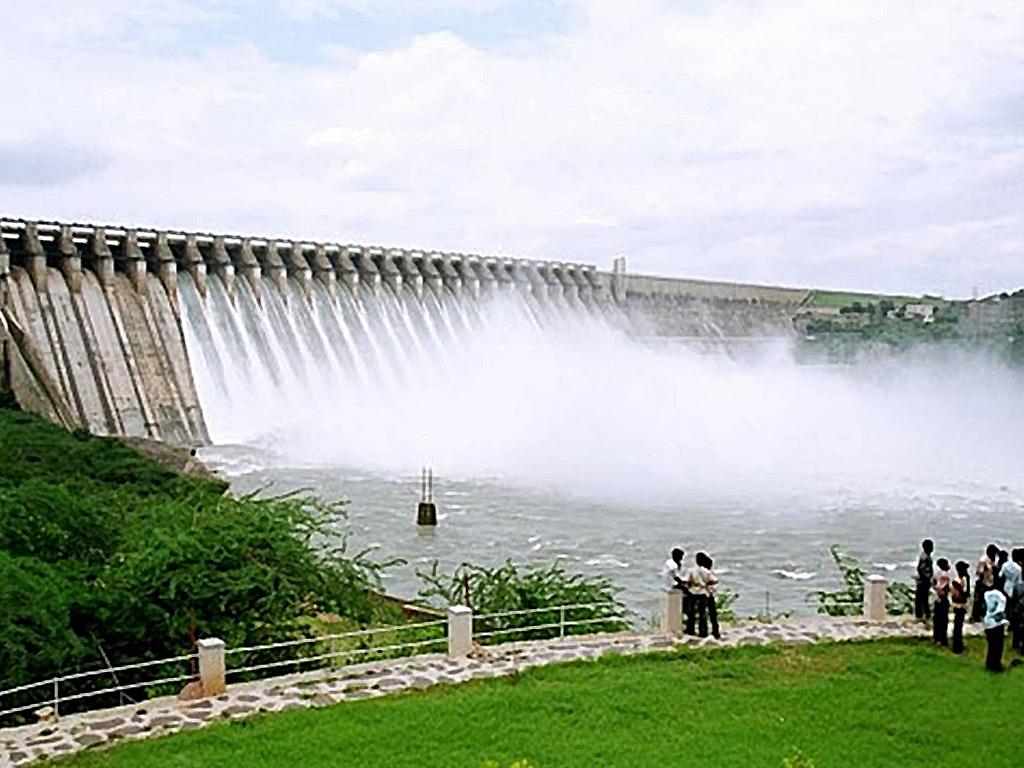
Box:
58;638;1022;768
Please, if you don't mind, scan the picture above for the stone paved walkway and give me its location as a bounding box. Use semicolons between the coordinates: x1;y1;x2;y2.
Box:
0;617;963;766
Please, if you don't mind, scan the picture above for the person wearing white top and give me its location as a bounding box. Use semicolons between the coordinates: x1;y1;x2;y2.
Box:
661;548;689;629
661;548;687;591
984;588;1008;672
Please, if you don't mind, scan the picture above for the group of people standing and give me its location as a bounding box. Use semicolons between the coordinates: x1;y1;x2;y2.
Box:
661;548;721;639
915;539;1023;671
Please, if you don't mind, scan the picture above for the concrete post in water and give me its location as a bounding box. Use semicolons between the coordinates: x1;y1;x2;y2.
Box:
864;575;887;621
471;258;496;296
184;233;207;296
258;241;287;294
122;229;148;294
311;244;336;295
209;236;235;297
417;252;442;295
152;232;179;302
537;263;562;300
373;249;402;293
567;265;592;305
89;227;115;287
197;638;227;696
661;588;683;636
56;225;82;294
435;254;461;294
351;247;380;292
21;223;48;290
235;238;262;299
328;247;360;292
447;606;473;658
522;261;547;302
454;257;479;298
396;251;423;299
417;467;437;526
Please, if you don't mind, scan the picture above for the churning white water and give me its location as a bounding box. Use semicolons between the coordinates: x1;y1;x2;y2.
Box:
180;275;1024;506
180;274;1024;614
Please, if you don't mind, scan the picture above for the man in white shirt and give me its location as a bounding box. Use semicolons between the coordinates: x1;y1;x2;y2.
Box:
662;548;687;590
662;548;689;630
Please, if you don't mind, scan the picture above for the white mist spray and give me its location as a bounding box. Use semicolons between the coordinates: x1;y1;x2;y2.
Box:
180;275;1024;507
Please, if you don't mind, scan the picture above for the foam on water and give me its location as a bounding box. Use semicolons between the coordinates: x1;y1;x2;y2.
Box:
181;277;1024;508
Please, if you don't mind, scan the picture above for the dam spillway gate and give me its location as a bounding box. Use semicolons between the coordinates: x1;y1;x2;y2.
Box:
0;218;806;445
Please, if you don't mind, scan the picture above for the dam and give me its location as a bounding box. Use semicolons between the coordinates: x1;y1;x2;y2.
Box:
0;217;806;444
1;216;1022;616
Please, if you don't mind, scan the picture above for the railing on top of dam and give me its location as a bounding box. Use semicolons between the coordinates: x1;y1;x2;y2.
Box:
0;217;812;307
0;217;607;301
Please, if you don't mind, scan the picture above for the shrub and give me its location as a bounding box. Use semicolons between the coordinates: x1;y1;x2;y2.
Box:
417;559;629;642
816;545;913;617
0;406;403;721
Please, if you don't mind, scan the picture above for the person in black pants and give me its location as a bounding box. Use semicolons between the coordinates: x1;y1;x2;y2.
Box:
984;587;1008;672
932;558;951;646
1011;549;1024;655
915;539;934;620
703;553;721;640
685;554;709;637
950;560;971;655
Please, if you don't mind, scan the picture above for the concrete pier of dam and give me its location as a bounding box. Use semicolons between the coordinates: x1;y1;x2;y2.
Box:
0;217;806;444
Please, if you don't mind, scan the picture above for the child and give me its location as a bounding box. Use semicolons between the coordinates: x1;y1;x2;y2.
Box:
983;586;1008;672
950;561;971;655
932;558;951;646
915;539;934;620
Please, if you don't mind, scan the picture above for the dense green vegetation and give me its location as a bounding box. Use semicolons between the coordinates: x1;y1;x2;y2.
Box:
57;638;1023;768
0;404;401;719
797;291;1024;364
417;559;629;641
804;290;920;309
0;404;631;720
816;545;913;617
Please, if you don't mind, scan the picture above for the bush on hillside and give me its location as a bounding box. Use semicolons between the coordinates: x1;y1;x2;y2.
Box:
815;545;913;617
0;405;402;721
417;559;629;642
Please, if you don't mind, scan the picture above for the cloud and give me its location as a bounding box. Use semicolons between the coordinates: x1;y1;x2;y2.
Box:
0;137;112;187
0;0;1022;295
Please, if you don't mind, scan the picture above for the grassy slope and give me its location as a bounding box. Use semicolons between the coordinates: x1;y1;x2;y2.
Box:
804;290;923;309
60;638;1022;768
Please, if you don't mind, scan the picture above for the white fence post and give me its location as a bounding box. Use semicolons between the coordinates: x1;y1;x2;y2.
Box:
197;638;226;696
447;605;473;658
661;588;683;636
864;575;887;621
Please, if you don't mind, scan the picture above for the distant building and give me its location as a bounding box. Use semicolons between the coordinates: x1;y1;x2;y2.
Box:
903;303;936;322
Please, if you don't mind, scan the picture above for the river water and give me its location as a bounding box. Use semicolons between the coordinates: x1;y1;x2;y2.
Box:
202;448;1023;620
181;285;1024;619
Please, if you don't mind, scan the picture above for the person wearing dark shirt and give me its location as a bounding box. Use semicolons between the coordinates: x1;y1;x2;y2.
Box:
915;539;934;621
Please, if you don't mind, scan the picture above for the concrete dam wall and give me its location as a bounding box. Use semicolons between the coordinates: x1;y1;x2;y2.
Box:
0;218;804;444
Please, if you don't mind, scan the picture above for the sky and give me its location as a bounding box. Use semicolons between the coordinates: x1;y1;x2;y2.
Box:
1;0;1022;297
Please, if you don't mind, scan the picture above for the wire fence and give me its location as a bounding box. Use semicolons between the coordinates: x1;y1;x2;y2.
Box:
224;618;450;680
0;601;632;728
473;601;633;643
0;653;198;723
